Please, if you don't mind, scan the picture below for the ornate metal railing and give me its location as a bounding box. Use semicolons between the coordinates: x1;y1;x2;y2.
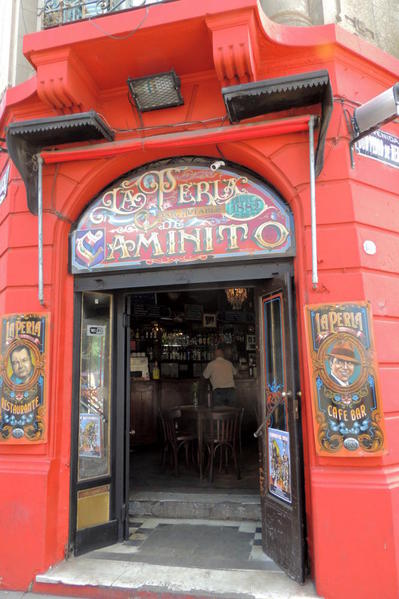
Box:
40;0;175;29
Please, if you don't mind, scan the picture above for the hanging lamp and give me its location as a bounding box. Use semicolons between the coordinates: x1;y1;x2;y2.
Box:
225;288;248;310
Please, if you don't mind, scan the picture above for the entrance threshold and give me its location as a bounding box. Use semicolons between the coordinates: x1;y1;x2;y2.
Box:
130;491;261;521
35;517;320;599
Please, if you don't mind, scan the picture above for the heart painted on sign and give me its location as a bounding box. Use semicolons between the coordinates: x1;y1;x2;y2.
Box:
75;230;105;267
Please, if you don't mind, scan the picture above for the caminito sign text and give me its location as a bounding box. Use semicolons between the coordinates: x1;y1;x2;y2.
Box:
70;163;294;273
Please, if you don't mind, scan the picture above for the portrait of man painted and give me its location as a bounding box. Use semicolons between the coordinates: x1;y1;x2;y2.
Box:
4;340;39;389
325;340;361;388
0;313;49;443
305;302;385;456
9;344;35;385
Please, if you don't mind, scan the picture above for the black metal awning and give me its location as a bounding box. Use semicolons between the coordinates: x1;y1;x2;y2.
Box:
6;111;114;214
222;70;333;176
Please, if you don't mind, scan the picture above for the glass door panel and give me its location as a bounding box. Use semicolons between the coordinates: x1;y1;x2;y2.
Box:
262;293;288;433
78;293;112;484
72;291;124;555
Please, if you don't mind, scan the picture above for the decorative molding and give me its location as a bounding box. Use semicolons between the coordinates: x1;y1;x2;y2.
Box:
206;9;260;87
32;48;99;113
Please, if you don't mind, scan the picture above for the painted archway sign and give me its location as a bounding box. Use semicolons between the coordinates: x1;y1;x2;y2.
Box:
305;302;386;457
70;162;294;273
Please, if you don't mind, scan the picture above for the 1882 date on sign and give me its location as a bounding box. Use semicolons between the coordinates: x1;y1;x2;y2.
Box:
0;313;49;443
304;302;386;457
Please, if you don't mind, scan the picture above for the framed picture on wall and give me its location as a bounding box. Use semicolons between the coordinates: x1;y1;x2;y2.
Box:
246;334;256;351
203;313;217;328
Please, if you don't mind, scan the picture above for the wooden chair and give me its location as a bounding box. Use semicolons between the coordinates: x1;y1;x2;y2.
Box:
159;409;197;476
205;409;241;482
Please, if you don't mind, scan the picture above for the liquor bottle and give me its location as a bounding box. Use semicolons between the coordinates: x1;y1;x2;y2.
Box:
192;381;199;408
152;361;160;380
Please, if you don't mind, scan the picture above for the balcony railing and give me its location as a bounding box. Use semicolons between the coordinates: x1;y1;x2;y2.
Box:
40;0;176;29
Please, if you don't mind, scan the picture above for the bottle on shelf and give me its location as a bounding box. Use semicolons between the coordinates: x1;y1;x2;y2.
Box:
152;361;160;380
192;381;199;408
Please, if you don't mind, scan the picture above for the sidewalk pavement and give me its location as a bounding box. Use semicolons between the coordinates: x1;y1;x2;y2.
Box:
0;593;77;599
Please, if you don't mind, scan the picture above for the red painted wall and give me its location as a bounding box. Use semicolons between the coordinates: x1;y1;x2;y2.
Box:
1;2;399;597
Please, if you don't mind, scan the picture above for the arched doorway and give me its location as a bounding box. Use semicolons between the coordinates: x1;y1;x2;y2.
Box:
69;158;306;581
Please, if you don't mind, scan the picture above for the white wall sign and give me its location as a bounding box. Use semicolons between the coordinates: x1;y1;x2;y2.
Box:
0;164;10;206
87;325;106;337
355;130;399;169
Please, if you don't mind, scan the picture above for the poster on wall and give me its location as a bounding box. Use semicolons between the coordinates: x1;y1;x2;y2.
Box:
0;313;49;443
79;414;102;458
268;428;292;503
70;162;294;273
305;302;386;457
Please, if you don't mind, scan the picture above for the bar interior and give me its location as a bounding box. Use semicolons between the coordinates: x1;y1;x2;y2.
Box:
129;286;259;490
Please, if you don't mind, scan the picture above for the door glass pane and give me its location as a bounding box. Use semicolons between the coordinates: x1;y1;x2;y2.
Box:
78;293;113;481
263;290;292;503
263;293;287;431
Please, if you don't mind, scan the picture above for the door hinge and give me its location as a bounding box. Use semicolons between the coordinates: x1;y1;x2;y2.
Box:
123;313;130;328
293;398;299;419
121;503;128;521
294;391;302;420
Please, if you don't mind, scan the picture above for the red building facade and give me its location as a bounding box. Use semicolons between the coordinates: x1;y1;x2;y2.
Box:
0;1;398;598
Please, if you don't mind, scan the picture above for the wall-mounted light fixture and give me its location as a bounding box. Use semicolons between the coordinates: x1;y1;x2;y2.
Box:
350;83;399;167
127;70;184;113
352;83;399;141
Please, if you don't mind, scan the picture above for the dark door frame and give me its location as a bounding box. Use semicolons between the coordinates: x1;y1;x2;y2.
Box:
69;290;128;555
255;273;307;581
73;259;293;293
70;258;306;566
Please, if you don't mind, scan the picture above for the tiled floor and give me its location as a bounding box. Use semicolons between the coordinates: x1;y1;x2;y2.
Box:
88;516;279;572
129;443;260;495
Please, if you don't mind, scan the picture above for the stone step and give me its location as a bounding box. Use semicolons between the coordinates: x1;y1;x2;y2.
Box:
129;491;262;521
35;556;320;599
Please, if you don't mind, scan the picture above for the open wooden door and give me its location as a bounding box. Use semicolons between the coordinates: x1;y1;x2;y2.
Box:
255;273;306;582
70;291;128;555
